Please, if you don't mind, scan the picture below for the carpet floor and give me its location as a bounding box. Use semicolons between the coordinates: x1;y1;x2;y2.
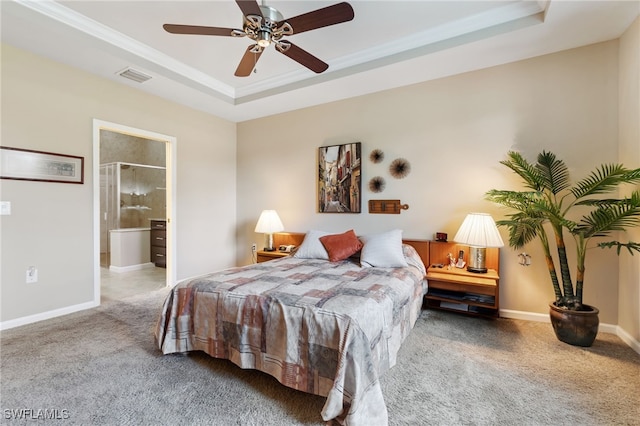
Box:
1;287;638;425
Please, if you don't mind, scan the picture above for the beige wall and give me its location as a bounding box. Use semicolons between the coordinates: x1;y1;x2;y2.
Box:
618;16;640;342
237;40;624;325
2;22;637;340
1;44;237;324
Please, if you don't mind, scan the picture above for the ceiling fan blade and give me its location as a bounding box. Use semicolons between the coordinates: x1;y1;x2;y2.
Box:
280;2;354;35
163;24;237;37
277;42;328;74
236;0;263;18
235;45;263;77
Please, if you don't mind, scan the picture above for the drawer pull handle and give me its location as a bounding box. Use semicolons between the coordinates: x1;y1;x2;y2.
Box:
155;237;164;240
156;254;165;257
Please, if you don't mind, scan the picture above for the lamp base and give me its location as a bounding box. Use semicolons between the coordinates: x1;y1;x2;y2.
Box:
264;233;275;251
467;246;488;274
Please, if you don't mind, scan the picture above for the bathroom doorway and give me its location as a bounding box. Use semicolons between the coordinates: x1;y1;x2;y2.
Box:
100;161;166;268
92;120;176;304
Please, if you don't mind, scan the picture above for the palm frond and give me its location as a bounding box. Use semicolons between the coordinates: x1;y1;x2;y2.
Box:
496;214;543;249
598;241;640;255
576;198;626;207
536;151;571;195
499;151;546;191
570;164;634;199
624;168;640;181
487;189;565;227
573;194;640;238
486;190;539;211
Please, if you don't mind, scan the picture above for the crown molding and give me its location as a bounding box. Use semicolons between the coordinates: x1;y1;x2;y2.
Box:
15;0;544;104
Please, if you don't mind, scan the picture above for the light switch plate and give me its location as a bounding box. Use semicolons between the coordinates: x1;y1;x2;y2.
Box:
0;201;10;215
26;266;38;283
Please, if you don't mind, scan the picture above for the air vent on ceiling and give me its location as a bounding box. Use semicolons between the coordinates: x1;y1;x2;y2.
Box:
117;67;152;83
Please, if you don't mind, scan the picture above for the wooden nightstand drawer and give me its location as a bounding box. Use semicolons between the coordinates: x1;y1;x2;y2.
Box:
257;250;290;263
427;271;497;296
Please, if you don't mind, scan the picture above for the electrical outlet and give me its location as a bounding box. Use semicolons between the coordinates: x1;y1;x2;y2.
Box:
251;243;257;252
26;266;38;283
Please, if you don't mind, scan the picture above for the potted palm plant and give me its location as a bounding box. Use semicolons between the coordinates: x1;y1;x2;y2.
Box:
486;151;640;347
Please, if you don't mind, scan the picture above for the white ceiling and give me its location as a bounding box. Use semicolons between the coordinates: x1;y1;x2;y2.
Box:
2;1;638;122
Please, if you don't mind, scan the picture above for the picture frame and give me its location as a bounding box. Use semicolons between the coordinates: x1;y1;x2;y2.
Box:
0;146;84;184
318;142;361;213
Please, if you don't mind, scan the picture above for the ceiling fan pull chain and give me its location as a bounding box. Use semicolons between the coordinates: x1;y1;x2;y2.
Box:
253;50;257;73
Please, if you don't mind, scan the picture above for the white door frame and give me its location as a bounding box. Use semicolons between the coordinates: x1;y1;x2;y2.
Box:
92;119;177;304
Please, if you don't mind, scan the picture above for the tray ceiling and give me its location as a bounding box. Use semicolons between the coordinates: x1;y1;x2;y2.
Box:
2;1;638;122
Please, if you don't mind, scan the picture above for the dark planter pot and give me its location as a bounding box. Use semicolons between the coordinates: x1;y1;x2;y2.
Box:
549;302;599;347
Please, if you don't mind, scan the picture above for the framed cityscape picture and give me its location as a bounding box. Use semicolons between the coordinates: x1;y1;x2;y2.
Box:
318;142;361;213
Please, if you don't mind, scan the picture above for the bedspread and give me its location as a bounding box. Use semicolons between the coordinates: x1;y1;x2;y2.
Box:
155;245;426;425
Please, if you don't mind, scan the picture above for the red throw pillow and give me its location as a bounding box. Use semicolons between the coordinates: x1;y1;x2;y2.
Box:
319;229;363;262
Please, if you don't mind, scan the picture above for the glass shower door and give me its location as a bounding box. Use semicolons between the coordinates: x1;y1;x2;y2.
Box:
99;164;118;267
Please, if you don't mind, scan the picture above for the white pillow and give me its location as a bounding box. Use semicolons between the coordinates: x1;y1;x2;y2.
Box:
293;230;330;260
360;229;408;268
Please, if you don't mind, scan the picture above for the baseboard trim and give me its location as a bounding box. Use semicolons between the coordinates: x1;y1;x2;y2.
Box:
109;262;155;273
0;300;99;331
616;325;640;354
500;309;549;323
500;308;640;355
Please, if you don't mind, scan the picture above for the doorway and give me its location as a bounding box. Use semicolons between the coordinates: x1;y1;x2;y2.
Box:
92;120;177;304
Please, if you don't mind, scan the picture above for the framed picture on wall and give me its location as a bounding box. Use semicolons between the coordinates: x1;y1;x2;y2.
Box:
0;146;84;184
318;142;361;213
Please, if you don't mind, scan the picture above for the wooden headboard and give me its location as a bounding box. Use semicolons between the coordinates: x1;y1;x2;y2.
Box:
402;239;430;268
273;232;431;269
272;232;306;248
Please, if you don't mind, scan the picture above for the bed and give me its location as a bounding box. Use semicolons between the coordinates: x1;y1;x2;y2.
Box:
155;230;429;425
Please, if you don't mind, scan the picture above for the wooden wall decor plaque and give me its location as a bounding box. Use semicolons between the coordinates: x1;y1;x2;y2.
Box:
368;199;409;214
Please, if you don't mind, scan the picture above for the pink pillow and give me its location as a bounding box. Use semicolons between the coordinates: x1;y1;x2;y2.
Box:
319;230;363;262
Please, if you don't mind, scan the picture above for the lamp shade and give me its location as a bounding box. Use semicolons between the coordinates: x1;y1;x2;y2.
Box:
254;210;284;234
453;213;504;248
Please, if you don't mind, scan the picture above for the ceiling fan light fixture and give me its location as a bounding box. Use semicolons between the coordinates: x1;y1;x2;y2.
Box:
257;30;271;47
163;1;355;76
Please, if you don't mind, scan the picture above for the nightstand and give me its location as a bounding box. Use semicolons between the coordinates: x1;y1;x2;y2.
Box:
256;250;290;263
425;241;500;317
425;266;499;317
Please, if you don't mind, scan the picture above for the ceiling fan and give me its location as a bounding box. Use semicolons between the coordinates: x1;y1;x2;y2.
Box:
163;1;355;77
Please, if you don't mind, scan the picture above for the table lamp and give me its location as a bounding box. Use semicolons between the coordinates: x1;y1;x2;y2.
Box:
254;210;284;251
453;212;504;273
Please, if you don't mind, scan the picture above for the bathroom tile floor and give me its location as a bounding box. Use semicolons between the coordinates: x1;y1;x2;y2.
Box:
101;265;166;303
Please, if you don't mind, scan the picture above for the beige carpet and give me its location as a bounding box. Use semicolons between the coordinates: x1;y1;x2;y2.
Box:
1;288;638;425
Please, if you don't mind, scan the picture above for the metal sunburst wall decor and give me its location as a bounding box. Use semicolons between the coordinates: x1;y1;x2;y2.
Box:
369;149;384;164
389;158;411;179
368;176;386;193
